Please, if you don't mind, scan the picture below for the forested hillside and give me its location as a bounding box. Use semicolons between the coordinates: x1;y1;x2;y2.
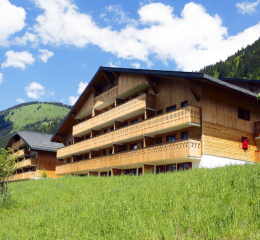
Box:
199;38;260;79
0;102;71;148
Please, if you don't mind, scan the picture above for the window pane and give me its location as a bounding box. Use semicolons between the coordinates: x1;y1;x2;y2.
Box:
181;101;188;107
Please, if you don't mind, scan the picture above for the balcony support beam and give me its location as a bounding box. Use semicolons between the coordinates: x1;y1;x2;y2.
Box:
184;78;200;102
90;86;101;95
102;72;113;86
144;75;158;94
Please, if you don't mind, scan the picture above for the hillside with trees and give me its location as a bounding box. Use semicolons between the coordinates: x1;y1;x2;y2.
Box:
0;102;70;148
199;38;260;79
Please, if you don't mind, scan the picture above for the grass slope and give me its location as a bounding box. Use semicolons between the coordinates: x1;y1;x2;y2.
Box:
0;103;69;148
5;103;69;133
1;164;260;239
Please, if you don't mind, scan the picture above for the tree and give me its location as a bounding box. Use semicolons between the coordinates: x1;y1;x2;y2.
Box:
0;148;18;207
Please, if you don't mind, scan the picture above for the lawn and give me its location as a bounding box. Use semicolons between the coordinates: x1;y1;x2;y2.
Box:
1;164;260;239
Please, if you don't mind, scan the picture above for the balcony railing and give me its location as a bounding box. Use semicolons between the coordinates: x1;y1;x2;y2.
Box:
93;85;118;108
57;106;201;159
73;93;156;137
12;148;29;158
255;122;260;138
56;139;201;175
15;158;37;169
9;171;36;182
12;139;26;150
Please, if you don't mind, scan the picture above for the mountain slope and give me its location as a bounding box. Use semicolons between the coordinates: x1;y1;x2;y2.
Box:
0;102;71;148
199;38;260;79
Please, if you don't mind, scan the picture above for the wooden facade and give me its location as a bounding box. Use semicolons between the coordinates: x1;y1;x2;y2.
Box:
52;67;260;177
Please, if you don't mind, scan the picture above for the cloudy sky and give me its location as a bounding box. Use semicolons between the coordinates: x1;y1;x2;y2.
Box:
0;0;260;110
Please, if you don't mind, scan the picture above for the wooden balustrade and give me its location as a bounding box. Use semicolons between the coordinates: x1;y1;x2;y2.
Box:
93;85;118;108
15;158;37;169
12;148;29;158
56;139;201;175
73;93;156;137
57;106;201;158
254;122;260;138
11;139;26;150
9;171;36;182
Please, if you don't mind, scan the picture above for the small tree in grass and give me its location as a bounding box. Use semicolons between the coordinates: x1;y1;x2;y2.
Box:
0;148;18;207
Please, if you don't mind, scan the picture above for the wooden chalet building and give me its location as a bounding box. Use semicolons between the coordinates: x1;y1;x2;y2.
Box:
51;67;260;177
6;131;64;181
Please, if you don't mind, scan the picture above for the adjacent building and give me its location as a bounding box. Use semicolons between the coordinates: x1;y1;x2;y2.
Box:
51;67;260;177
6;131;64;181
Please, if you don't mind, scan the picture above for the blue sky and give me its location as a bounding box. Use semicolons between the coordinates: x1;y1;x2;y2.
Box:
0;0;260;111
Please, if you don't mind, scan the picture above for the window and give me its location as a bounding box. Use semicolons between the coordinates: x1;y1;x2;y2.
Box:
167;135;176;142
103;150;106;155
124;122;128;126
84;154;89;159
142;115;145;120
68;141;71;145
131;119;138;124
166;105;176;112
238;107;250;121
157;137;162;144
157;109;163;115
181;131;188;139
242;137;248;149
131;143;137;150
85;135;90;140
110;127;114;131
143;90;148;94
124;145;128;151
167;164;176;172
109;149;113;154
104;129;107;133
181;101;188;108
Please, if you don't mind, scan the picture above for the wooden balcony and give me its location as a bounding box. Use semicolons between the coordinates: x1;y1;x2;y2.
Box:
255;122;260;138
9;171;36;182
93;85;118;109
56;139;201;175
15;158;37;169
12;148;29;158
73;93;156;137
11;139;26;150
57;106;201;159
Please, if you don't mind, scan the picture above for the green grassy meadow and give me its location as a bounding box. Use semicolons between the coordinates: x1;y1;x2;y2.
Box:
5;103;69;133
1;164;260;239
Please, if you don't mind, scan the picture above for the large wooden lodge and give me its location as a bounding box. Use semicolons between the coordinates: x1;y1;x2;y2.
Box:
6;131;64;181
51;67;260;177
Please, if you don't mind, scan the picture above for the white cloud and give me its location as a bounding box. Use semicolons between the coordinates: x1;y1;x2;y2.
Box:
108;61;117;68
24;1;260;70
25;82;45;99
1;51;35;70
49;91;55;96
0;73;3;85
16;98;25;103
236;0;260;14
105;4;137;25
69;81;88;105
0;0;26;46
131;62;141;69
38;49;54;63
12;31;38;46
68;96;78;105
78;81;88;94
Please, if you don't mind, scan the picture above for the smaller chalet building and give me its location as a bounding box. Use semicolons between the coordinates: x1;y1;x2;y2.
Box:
51;67;260;177
6;131;64;181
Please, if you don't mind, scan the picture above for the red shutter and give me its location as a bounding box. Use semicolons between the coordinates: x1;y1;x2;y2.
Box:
238;107;242;119
242;137;248;149
247;110;250;121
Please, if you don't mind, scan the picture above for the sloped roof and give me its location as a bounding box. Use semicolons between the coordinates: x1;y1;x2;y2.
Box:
51;66;260;142
7;131;64;152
